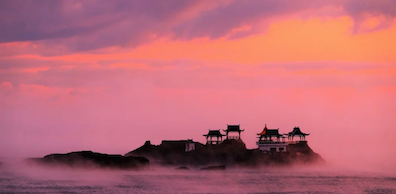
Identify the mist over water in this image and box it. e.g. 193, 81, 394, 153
1, 0, 396, 193
1, 161, 396, 194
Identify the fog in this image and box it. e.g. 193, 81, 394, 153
1, 74, 395, 174
1, 1, 396, 192
2, 65, 394, 193
1, 161, 396, 193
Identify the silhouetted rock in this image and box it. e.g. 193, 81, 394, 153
176, 166, 189, 170
125, 139, 324, 168
200, 165, 226, 170
286, 141, 325, 164
125, 139, 247, 166
25, 151, 149, 170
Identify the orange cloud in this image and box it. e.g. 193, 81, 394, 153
126, 16, 396, 64
4, 15, 396, 67
1, 81, 13, 90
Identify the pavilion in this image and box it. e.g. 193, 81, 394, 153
287, 127, 310, 141
256, 124, 287, 152
257, 124, 284, 142
203, 130, 225, 144
223, 124, 245, 140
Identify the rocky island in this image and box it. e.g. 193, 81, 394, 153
25, 124, 324, 170
125, 139, 323, 168
125, 124, 324, 168
25, 151, 149, 170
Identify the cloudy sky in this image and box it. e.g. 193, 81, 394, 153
1, 0, 395, 169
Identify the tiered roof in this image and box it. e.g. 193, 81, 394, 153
203, 130, 225, 137
287, 127, 310, 136
257, 124, 283, 138
223, 124, 245, 133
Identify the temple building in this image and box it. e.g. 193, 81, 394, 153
185, 139, 195, 152
256, 124, 287, 152
203, 130, 225, 144
287, 127, 310, 142
223, 124, 245, 140
161, 140, 196, 152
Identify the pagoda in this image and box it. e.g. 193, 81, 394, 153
203, 130, 225, 144
257, 124, 284, 141
287, 127, 310, 141
223, 124, 245, 140
256, 124, 287, 152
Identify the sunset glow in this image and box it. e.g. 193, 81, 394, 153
1, 0, 396, 170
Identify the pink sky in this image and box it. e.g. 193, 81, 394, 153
1, 0, 396, 170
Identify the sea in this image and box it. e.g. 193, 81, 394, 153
1, 163, 396, 194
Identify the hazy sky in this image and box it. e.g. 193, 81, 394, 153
1, 0, 395, 169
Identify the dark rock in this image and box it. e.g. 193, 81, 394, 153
25, 151, 149, 170
125, 139, 249, 166
176, 166, 189, 170
200, 165, 226, 170
125, 139, 325, 168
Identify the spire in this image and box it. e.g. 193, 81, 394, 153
258, 124, 268, 136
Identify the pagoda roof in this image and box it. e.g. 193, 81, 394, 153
257, 124, 283, 137
288, 127, 310, 136
223, 124, 245, 132
203, 130, 225, 137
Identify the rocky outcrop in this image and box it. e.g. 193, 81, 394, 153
125, 139, 249, 166
243, 142, 325, 167
25, 151, 149, 170
200, 165, 226, 170
176, 166, 189, 170
286, 141, 324, 164
125, 139, 324, 168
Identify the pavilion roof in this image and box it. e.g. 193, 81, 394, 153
257, 124, 283, 137
223, 124, 245, 132
288, 127, 310, 136
203, 130, 225, 137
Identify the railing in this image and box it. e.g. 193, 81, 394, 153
287, 140, 307, 145
207, 140, 222, 144
257, 140, 287, 145
227, 136, 240, 140
257, 140, 308, 145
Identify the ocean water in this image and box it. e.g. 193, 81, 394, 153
1, 165, 396, 194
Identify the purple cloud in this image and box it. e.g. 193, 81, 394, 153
0, 0, 395, 52
0, 0, 203, 52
